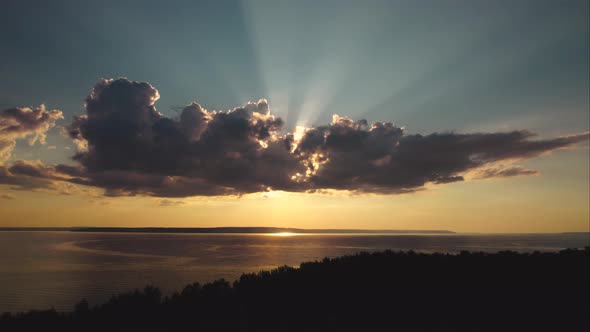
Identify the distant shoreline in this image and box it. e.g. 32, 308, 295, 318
0, 227, 456, 234
1, 228, 588, 235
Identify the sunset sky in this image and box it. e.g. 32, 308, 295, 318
1, 0, 588, 232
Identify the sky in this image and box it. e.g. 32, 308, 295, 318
0, 0, 588, 232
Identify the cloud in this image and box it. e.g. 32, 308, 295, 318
158, 199, 186, 207
61, 78, 304, 196
0, 160, 65, 192
0, 193, 15, 200
293, 117, 587, 193
473, 165, 540, 179
2, 78, 588, 197
0, 105, 63, 165
0, 160, 83, 196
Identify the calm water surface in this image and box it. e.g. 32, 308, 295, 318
0, 231, 587, 312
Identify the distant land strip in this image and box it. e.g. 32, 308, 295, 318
0, 227, 455, 234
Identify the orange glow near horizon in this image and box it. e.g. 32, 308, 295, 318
0, 147, 588, 233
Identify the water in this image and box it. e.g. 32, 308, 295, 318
0, 231, 587, 313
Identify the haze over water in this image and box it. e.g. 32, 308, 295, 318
0, 231, 587, 313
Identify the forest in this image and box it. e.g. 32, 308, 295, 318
1, 248, 588, 331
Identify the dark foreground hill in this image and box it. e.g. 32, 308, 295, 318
2, 249, 588, 332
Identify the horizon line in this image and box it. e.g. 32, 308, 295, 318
0, 226, 588, 235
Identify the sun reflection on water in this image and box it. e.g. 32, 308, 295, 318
267, 232, 299, 237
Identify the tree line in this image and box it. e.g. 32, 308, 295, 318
1, 248, 588, 331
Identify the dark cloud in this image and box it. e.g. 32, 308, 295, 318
62, 78, 305, 196
296, 118, 587, 193
2, 78, 588, 197
0, 105, 63, 164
